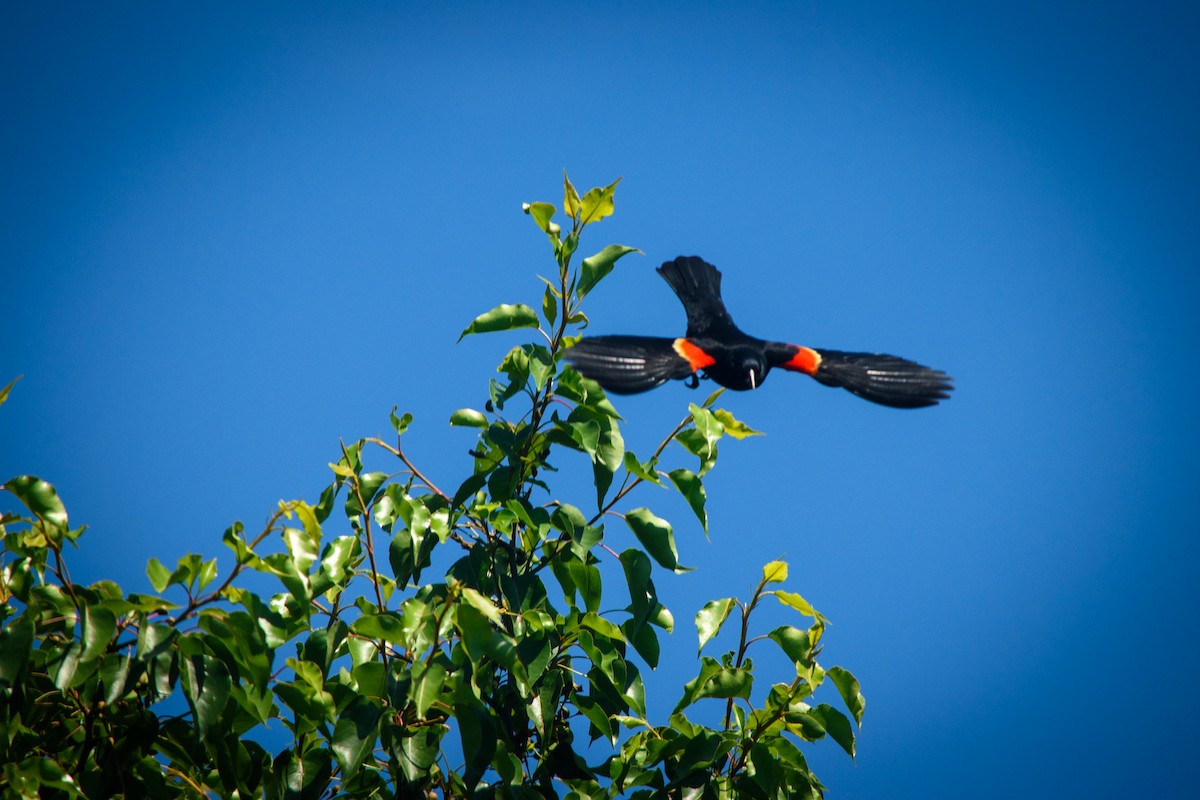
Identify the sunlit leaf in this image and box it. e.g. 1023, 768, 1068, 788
412, 661, 447, 718
522, 201, 557, 233
774, 590, 820, 619
673, 656, 753, 713
622, 451, 664, 486
390, 407, 413, 435
146, 557, 172, 592
0, 375, 20, 406
768, 625, 815, 666
3, 475, 68, 529
351, 613, 407, 645
576, 244, 640, 299
578, 177, 622, 225
695, 597, 736, 653
763, 560, 788, 584
580, 611, 625, 642
81, 605, 116, 664
713, 408, 763, 439
458, 303, 539, 341
449, 408, 488, 428
563, 171, 582, 219
461, 587, 504, 625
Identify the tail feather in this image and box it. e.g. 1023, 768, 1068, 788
812, 350, 953, 408
656, 256, 735, 336
565, 335, 694, 394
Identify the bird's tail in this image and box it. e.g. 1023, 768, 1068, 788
656, 256, 735, 334
565, 335, 695, 394
811, 349, 954, 408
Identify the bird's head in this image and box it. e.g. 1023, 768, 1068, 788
735, 347, 768, 390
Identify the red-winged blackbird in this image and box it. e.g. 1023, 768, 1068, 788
565, 256, 953, 409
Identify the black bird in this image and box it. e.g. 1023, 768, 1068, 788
565, 256, 953, 408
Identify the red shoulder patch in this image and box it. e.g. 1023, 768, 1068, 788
672, 338, 716, 372
782, 346, 821, 375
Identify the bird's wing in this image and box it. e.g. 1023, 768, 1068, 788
656, 256, 738, 337
768, 343, 954, 409
566, 335, 710, 394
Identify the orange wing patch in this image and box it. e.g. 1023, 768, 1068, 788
783, 346, 821, 375
672, 338, 716, 372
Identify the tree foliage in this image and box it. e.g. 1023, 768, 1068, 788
0, 176, 864, 798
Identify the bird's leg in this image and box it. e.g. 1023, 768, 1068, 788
684, 373, 700, 389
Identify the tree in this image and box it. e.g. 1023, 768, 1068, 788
0, 175, 865, 799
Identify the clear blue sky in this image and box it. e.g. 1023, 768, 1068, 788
3, 3, 1197, 796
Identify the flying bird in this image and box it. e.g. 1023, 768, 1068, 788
565, 256, 953, 408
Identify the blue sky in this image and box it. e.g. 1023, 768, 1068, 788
2, 2, 1197, 796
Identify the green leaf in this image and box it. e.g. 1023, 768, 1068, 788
563, 171, 582, 219
580, 611, 625, 642
712, 408, 763, 439
396, 726, 443, 784
768, 625, 815, 666
3, 475, 68, 528
812, 704, 856, 758
575, 693, 616, 744
458, 303, 540, 341
81, 605, 116, 664
625, 508, 691, 573
390, 408, 413, 435
412, 661, 447, 718
578, 177, 622, 225
272, 748, 332, 800
452, 472, 487, 508
0, 618, 34, 687
763, 560, 789, 583
455, 685, 498, 789
673, 656, 753, 713
688, 403, 724, 453
620, 548, 654, 618
561, 414, 601, 460
449, 408, 488, 428
576, 244, 640, 298
541, 281, 559, 327
695, 597, 736, 653
622, 451, 664, 486
828, 666, 867, 726
774, 590, 820, 618
623, 619, 661, 669
351, 613, 407, 645
523, 201, 557, 233
0, 375, 20, 406
784, 708, 828, 742
667, 469, 708, 535
146, 557, 172, 592
180, 651, 231, 737
332, 696, 383, 780
568, 560, 603, 614
461, 587, 504, 625
674, 427, 719, 477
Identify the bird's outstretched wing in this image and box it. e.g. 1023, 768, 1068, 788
656, 256, 738, 337
770, 343, 954, 408
565, 335, 705, 394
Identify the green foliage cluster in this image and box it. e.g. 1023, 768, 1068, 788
0, 176, 865, 799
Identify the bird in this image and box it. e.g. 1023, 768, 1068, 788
564, 256, 953, 409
